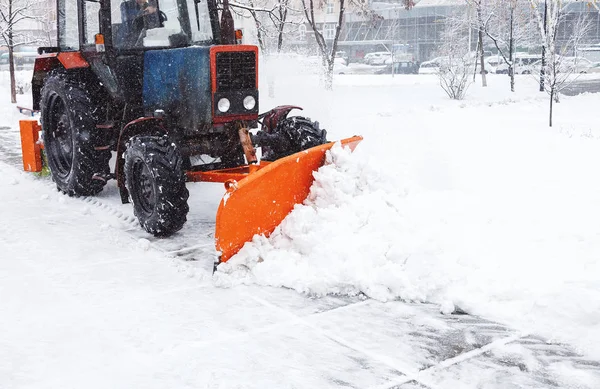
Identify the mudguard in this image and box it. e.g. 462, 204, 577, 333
215, 136, 362, 262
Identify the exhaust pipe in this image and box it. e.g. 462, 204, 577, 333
220, 0, 235, 45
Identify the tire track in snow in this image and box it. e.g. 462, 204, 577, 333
0, 123, 218, 268
77, 194, 216, 269
1, 151, 214, 271
249, 295, 441, 389
250, 294, 600, 389
371, 333, 528, 389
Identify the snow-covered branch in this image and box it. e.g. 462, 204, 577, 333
227, 0, 304, 53
527, 0, 592, 126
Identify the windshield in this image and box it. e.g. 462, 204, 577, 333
111, 0, 213, 49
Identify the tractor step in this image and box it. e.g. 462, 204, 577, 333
94, 145, 113, 151
92, 172, 115, 182
96, 122, 116, 129
17, 106, 39, 117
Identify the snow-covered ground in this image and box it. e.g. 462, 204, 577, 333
1, 66, 600, 388
245, 66, 600, 360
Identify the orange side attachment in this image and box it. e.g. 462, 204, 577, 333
19, 120, 43, 172
215, 136, 363, 262
57, 52, 89, 69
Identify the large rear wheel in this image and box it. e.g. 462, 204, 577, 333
124, 135, 189, 236
40, 73, 111, 196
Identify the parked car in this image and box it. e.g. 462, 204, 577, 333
467, 58, 492, 74
588, 62, 600, 73
496, 54, 542, 75
418, 57, 445, 74
485, 56, 504, 71
375, 61, 419, 74
364, 51, 391, 65
529, 56, 596, 75
560, 57, 595, 73
475, 56, 503, 73
418, 56, 488, 75
335, 51, 349, 65
333, 57, 350, 74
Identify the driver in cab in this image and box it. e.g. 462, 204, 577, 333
120, 0, 161, 46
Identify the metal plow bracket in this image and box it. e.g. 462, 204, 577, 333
215, 136, 363, 262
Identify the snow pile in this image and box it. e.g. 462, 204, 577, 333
216, 131, 600, 358
216, 142, 456, 302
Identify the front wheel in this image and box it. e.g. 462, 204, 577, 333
40, 73, 111, 196
254, 116, 328, 161
124, 135, 189, 236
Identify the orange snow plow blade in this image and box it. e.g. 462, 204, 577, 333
215, 136, 363, 262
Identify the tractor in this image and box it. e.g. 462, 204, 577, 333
23, 0, 362, 262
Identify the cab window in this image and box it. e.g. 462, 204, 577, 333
111, 0, 213, 48
58, 0, 79, 50
84, 0, 101, 45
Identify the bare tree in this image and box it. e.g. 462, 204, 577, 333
482, 0, 536, 92
301, 0, 346, 90
274, 0, 290, 52
245, 0, 268, 53
529, 0, 591, 126
0, 0, 45, 103
586, 0, 599, 13
231, 0, 303, 54
438, 12, 472, 100
465, 0, 488, 87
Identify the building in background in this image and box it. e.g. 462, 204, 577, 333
340, 0, 463, 62
294, 0, 600, 63
3, 0, 599, 65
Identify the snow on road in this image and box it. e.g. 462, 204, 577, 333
1, 165, 598, 388
1, 69, 600, 388
223, 69, 600, 362
0, 162, 395, 388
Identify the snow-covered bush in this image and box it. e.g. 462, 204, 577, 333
15, 70, 33, 95
438, 59, 471, 100
16, 79, 31, 95
437, 11, 472, 100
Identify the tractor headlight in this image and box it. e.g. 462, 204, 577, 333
217, 98, 230, 113
243, 95, 256, 110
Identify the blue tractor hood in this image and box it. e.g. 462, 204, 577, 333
143, 46, 212, 131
